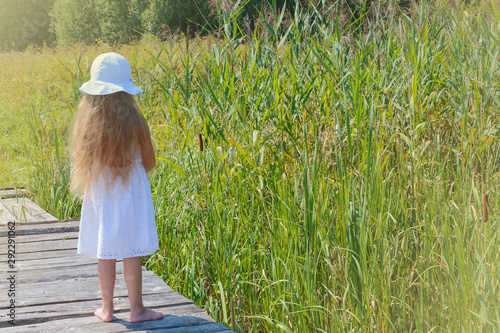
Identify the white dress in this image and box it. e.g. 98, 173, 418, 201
77, 153, 159, 259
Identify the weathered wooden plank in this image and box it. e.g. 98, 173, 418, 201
11, 253, 96, 271
1, 260, 148, 284
2, 307, 227, 332
0, 198, 231, 332
0, 238, 77, 255
10, 289, 191, 316
0, 198, 57, 223
1, 268, 158, 292
0, 249, 77, 262
0, 220, 80, 237
0, 266, 226, 332
0, 219, 79, 228
14, 199, 58, 222
0, 304, 230, 332
0, 231, 79, 245
0, 188, 28, 199
5, 272, 173, 306
65, 317, 230, 333
13, 287, 179, 309
3, 293, 197, 328
0, 202, 17, 225
15, 263, 97, 282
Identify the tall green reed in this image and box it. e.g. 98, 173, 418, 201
24, 1, 500, 331
27, 65, 81, 219
143, 1, 499, 331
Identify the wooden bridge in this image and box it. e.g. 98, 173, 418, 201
0, 188, 234, 332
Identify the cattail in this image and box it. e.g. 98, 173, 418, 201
198, 133, 203, 152
483, 193, 488, 222
186, 25, 190, 53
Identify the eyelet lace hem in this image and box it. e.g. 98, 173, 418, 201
77, 247, 158, 259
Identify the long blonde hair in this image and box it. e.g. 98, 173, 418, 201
70, 92, 156, 195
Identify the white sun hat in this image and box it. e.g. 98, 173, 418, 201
79, 52, 143, 96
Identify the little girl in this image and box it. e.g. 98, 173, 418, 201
70, 52, 163, 323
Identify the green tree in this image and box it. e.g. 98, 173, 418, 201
0, 0, 55, 50
96, 1, 140, 45
138, 0, 171, 35
128, 0, 152, 34
52, 0, 100, 45
166, 0, 212, 33
138, 0, 212, 36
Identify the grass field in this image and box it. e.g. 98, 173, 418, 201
0, 51, 41, 187
2, 1, 500, 331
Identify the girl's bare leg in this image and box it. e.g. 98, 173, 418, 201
95, 259, 116, 322
123, 257, 163, 323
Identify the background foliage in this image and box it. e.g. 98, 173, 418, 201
1, 0, 499, 332
4, 0, 498, 331
0, 0, 424, 49
0, 0, 54, 50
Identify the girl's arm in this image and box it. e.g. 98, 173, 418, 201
140, 131, 156, 173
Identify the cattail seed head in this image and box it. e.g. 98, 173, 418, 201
198, 133, 203, 152
483, 193, 488, 222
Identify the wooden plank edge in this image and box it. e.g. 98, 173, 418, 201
0, 198, 56, 223
0, 188, 28, 199
0, 246, 78, 256
0, 235, 79, 245
1, 290, 184, 311
0, 219, 80, 226
0, 193, 29, 199
0, 299, 200, 329
0, 226, 80, 237
1, 265, 150, 285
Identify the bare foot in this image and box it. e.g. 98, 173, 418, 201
130, 307, 164, 323
94, 307, 113, 322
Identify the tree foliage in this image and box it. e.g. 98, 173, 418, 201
97, 1, 139, 45
52, 0, 100, 45
52, 0, 213, 46
0, 0, 55, 50
2, 0, 425, 49
139, 0, 213, 36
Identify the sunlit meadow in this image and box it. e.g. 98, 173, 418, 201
1, 1, 499, 331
